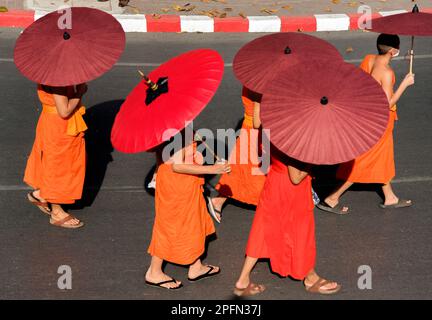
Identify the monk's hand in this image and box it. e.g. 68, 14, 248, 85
402, 73, 415, 88
213, 163, 231, 174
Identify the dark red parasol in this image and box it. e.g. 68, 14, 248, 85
260, 61, 390, 165
233, 32, 343, 93
14, 7, 125, 86
369, 4, 432, 73
111, 49, 224, 153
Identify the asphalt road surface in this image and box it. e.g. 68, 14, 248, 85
1, 29, 432, 300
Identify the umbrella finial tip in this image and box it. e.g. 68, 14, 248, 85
63, 31, 71, 40
320, 97, 329, 106
284, 46, 292, 54
412, 4, 419, 13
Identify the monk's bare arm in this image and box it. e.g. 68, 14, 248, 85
382, 72, 415, 109
288, 165, 309, 185
171, 147, 231, 175
52, 84, 87, 119
253, 102, 261, 129
172, 163, 231, 175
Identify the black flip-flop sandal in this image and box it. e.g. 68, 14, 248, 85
380, 199, 413, 209
316, 201, 349, 215
145, 278, 183, 290
188, 265, 221, 282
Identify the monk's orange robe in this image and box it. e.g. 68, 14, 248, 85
337, 55, 397, 184
217, 87, 266, 206
148, 143, 215, 265
24, 85, 87, 204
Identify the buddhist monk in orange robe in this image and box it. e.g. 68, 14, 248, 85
24, 84, 88, 228
233, 147, 341, 297
145, 135, 231, 289
205, 87, 267, 222
317, 34, 415, 215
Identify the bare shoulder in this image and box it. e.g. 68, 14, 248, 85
371, 65, 393, 83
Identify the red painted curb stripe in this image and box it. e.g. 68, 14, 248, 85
145, 14, 180, 32
0, 10, 34, 28
280, 16, 317, 32
214, 17, 248, 32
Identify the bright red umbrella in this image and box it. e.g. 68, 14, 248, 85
111, 49, 224, 153
260, 60, 389, 165
369, 4, 432, 73
14, 7, 125, 86
233, 32, 343, 93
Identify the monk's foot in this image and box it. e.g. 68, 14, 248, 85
50, 209, 82, 227
384, 197, 412, 206
324, 198, 349, 213
188, 264, 220, 281
33, 189, 47, 203
304, 273, 340, 294
145, 270, 182, 289
211, 198, 224, 221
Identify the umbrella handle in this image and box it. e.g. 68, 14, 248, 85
409, 36, 415, 75
138, 70, 158, 91
194, 133, 223, 163
409, 50, 414, 74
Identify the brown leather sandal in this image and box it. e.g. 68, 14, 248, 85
304, 277, 341, 295
233, 283, 265, 297
27, 191, 52, 215
50, 215, 84, 229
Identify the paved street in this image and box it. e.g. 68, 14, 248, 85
1, 29, 432, 300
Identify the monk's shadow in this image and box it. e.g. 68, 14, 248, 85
68, 100, 124, 210
312, 164, 385, 202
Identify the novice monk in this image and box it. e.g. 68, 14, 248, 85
317, 34, 415, 215
145, 132, 231, 289
205, 87, 266, 222
234, 147, 340, 296
25, 84, 88, 228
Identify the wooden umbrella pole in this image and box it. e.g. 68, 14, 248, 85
194, 132, 223, 163
409, 36, 415, 74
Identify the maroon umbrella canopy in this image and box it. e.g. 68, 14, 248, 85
369, 4, 432, 74
233, 32, 343, 93
260, 61, 389, 165
14, 7, 125, 86
369, 5, 432, 36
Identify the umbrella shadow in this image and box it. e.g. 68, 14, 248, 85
68, 99, 124, 210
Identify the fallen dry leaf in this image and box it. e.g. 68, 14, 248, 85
346, 46, 354, 53
151, 13, 161, 19
223, 7, 233, 12
219, 12, 227, 18
161, 8, 170, 13
332, 0, 341, 4
173, 4, 196, 12
239, 12, 247, 19
0, 6, 8, 12
281, 5, 293, 10
260, 8, 278, 14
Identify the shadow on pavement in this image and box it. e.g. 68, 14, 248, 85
68, 99, 124, 210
